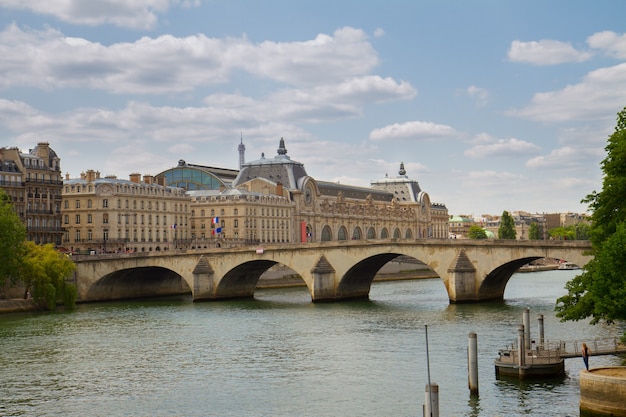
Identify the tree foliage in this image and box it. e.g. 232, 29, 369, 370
548, 223, 590, 240
0, 190, 27, 286
18, 242, 77, 309
528, 222, 541, 240
498, 211, 516, 239
468, 225, 488, 239
556, 106, 626, 324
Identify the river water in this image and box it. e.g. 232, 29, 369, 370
1, 270, 624, 417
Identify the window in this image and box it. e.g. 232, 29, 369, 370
75, 230, 80, 241
64, 200, 69, 209
75, 214, 81, 224
87, 214, 92, 224
103, 214, 109, 224
64, 215, 69, 224
103, 199, 109, 208
75, 200, 80, 208
87, 199, 92, 208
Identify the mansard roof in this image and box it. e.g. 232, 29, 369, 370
232, 137, 307, 189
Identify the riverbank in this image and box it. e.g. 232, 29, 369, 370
0, 299, 40, 314
256, 268, 438, 288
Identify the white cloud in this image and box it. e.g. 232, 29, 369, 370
508, 63, 626, 122
369, 121, 456, 141
587, 31, 626, 59
467, 85, 489, 107
0, 25, 381, 93
525, 146, 603, 170
0, 0, 195, 30
373, 28, 385, 38
464, 137, 540, 158
508, 39, 592, 65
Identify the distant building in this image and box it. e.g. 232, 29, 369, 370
0, 142, 63, 245
62, 170, 189, 253
232, 138, 448, 242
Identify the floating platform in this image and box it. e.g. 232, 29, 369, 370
495, 345, 565, 379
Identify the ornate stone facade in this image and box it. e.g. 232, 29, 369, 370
0, 142, 64, 245
61, 170, 189, 253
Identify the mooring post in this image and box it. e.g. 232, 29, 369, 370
468, 332, 479, 396
518, 324, 526, 368
538, 314, 544, 347
424, 383, 439, 417
523, 308, 530, 350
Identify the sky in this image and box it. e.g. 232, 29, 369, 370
1, 0, 626, 216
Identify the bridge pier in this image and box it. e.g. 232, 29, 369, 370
310, 255, 338, 302
191, 255, 215, 301
446, 249, 479, 303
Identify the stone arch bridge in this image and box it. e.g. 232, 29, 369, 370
72, 239, 592, 304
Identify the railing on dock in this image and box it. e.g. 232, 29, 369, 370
497, 337, 626, 365
556, 337, 626, 359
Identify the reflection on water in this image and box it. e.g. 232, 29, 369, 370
0, 270, 624, 417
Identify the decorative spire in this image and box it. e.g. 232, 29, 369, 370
277, 137, 287, 155
399, 162, 406, 176
238, 132, 245, 169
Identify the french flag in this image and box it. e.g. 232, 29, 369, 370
212, 227, 222, 235
212, 217, 219, 224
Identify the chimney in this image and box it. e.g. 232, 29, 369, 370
65, 172, 70, 180
85, 169, 96, 182
276, 181, 283, 196
143, 174, 153, 184
80, 172, 86, 180
156, 176, 166, 186
35, 142, 50, 161
105, 174, 117, 179
96, 171, 101, 179
129, 173, 141, 183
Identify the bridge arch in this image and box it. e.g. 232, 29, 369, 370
86, 266, 191, 301
477, 256, 544, 301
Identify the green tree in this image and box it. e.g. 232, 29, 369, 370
18, 242, 77, 309
0, 190, 27, 287
574, 222, 591, 240
498, 211, 516, 239
528, 222, 541, 240
548, 226, 575, 240
468, 225, 488, 239
556, 106, 626, 324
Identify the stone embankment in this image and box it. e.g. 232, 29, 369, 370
0, 299, 40, 314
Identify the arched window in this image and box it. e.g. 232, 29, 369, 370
393, 228, 401, 239
321, 225, 332, 241
367, 227, 376, 239
353, 227, 362, 240
405, 228, 413, 239
338, 226, 348, 241
381, 228, 389, 239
